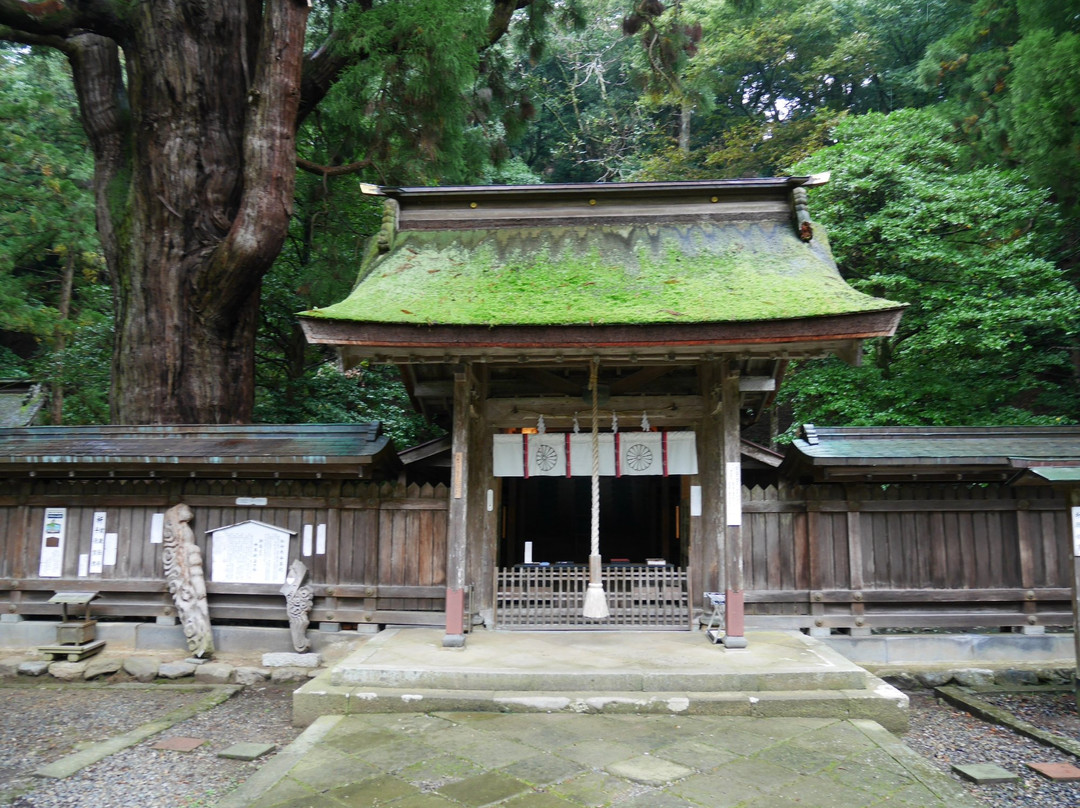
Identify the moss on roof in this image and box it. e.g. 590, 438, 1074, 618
305, 221, 900, 326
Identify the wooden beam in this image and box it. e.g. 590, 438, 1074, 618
521, 368, 584, 396
486, 395, 704, 427
609, 366, 673, 395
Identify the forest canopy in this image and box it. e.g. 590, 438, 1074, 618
0, 0, 1076, 441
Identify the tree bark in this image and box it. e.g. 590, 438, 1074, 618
0, 0, 533, 424
63, 0, 308, 423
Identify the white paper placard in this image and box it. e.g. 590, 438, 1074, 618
302, 524, 313, 556
77, 553, 89, 577
524, 541, 533, 564
690, 486, 702, 517
38, 508, 67, 578
726, 461, 742, 527
210, 522, 291, 584
104, 532, 118, 566
150, 512, 165, 544
316, 524, 327, 555
1072, 506, 1080, 557
89, 511, 107, 574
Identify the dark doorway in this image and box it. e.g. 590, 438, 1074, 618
500, 476, 683, 566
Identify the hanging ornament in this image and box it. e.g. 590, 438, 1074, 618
572, 414, 581, 434
611, 411, 618, 433
537, 414, 546, 434
641, 411, 650, 431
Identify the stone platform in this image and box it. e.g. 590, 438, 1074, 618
294, 629, 908, 732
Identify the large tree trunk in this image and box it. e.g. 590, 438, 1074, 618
66, 0, 308, 424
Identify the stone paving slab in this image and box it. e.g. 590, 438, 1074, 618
215, 713, 981, 808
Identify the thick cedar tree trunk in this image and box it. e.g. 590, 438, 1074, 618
101, 1, 306, 423
0, 0, 529, 424
3, 0, 309, 424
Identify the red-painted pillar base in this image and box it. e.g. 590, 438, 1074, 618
443, 587, 466, 647
722, 589, 747, 648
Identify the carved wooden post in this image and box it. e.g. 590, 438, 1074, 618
281, 559, 313, 652
162, 503, 213, 658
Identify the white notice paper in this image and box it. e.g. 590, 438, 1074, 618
89, 511, 107, 574
1072, 506, 1080, 557
316, 524, 327, 555
104, 532, 118, 566
78, 553, 89, 577
690, 486, 702, 517
726, 461, 742, 527
210, 522, 291, 584
302, 524, 313, 556
38, 508, 67, 578
150, 512, 165, 544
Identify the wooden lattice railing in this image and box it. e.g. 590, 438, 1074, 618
495, 565, 692, 630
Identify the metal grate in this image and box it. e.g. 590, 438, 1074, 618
494, 565, 692, 630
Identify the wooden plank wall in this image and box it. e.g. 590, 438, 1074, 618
742, 483, 1073, 631
0, 478, 449, 628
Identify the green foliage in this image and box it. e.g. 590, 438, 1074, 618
632, 0, 970, 179
0, 46, 111, 422
505, 0, 652, 181
780, 106, 1080, 430
919, 0, 1080, 214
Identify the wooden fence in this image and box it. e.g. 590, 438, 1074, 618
1, 477, 1073, 634
742, 483, 1073, 632
0, 478, 449, 628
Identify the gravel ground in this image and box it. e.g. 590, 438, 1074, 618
1, 681, 1079, 808
905, 690, 1080, 808
0, 682, 301, 808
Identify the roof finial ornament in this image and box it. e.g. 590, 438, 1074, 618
792, 187, 813, 242
376, 198, 399, 253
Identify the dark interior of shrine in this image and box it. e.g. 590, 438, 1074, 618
499, 475, 684, 567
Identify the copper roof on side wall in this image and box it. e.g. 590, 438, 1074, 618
782, 425, 1080, 483
0, 424, 401, 478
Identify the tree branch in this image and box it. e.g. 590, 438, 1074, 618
204, 0, 309, 318
298, 0, 536, 127
296, 156, 372, 177
0, 0, 126, 40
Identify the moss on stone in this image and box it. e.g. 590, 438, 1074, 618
305, 221, 900, 326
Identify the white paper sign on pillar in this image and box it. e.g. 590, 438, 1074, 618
726, 461, 742, 527
1072, 506, 1080, 557
89, 511, 107, 574
38, 508, 67, 578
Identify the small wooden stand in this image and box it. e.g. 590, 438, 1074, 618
39, 592, 105, 661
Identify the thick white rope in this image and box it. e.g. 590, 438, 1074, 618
583, 356, 609, 619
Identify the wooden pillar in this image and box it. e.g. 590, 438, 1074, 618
444, 365, 474, 647
695, 362, 724, 614
846, 488, 867, 635
719, 359, 746, 648
465, 367, 494, 628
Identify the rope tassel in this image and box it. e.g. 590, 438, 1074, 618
582, 356, 610, 620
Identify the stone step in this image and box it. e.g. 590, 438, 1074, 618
293, 672, 909, 733
328, 663, 869, 693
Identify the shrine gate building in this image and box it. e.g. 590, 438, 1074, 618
300, 179, 904, 647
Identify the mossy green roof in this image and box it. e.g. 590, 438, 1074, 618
305, 221, 900, 326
